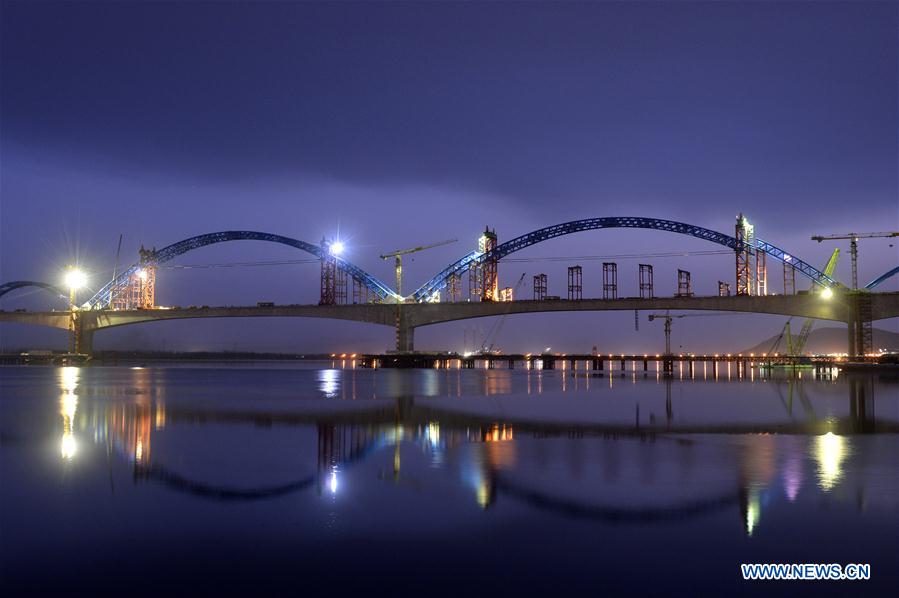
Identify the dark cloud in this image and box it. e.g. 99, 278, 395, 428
2, 0, 897, 351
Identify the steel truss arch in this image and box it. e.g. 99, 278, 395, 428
413, 217, 837, 302
0, 280, 67, 301
866, 266, 899, 290
85, 231, 394, 309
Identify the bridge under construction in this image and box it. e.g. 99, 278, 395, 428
2, 215, 897, 359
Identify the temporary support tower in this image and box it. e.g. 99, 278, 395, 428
567, 265, 583, 300
533, 273, 547, 300
676, 269, 692, 297
756, 251, 767, 296
783, 260, 796, 295
639, 264, 654, 299
602, 262, 618, 299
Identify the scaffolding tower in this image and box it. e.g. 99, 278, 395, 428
567, 266, 582, 300
533, 273, 547, 300
320, 238, 337, 305
602, 262, 618, 299
735, 213, 754, 295
479, 227, 499, 302
448, 273, 462, 302
639, 264, 654, 299
111, 246, 157, 310
676, 269, 693, 297
469, 263, 482, 301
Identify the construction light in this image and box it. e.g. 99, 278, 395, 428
821, 287, 834, 300
64, 268, 87, 291
330, 241, 345, 256
137, 269, 148, 281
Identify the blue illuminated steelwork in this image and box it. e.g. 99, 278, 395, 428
865, 266, 899, 290
413, 217, 837, 302
0, 280, 67, 301
85, 231, 395, 309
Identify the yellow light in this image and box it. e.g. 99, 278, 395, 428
821, 287, 834, 300
137, 269, 148, 281
64, 267, 87, 290
814, 432, 849, 491
61, 434, 77, 460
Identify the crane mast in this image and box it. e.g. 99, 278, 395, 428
380, 239, 457, 301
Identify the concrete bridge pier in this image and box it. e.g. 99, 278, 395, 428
846, 316, 857, 360
75, 323, 93, 355
396, 325, 414, 352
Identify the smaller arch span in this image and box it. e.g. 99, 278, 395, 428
866, 266, 899, 290
0, 280, 67, 301
413, 217, 838, 302
85, 231, 397, 309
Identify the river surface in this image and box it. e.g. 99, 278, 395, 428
1, 363, 897, 596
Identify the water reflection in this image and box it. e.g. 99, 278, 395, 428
318, 369, 340, 398
47, 367, 897, 538
58, 367, 79, 460
814, 432, 850, 491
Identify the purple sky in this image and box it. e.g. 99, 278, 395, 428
1, 1, 897, 353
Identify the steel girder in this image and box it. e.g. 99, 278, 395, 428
412, 217, 837, 302
85, 231, 394, 309
0, 280, 67, 301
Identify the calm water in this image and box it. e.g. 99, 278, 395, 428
1, 363, 897, 596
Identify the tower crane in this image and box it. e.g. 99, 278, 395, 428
647, 312, 734, 356
479, 272, 527, 354
381, 239, 457, 302
811, 232, 897, 290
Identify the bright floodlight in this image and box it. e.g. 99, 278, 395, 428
821, 287, 834, 299
64, 268, 87, 290
330, 241, 345, 256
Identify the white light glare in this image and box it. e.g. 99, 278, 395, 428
821, 287, 834, 299
330, 241, 345, 256
64, 268, 87, 290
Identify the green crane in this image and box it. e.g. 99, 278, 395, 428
769, 249, 840, 358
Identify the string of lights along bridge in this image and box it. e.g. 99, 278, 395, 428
1, 215, 897, 361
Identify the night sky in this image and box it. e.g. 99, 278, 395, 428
1, 1, 897, 353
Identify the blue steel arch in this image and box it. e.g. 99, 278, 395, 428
412, 217, 838, 302
85, 231, 395, 309
0, 280, 67, 301
865, 266, 899, 290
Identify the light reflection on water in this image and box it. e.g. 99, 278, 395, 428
2, 364, 897, 594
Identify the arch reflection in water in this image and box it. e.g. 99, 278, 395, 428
52, 369, 895, 544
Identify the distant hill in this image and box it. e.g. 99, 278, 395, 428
740, 326, 899, 356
